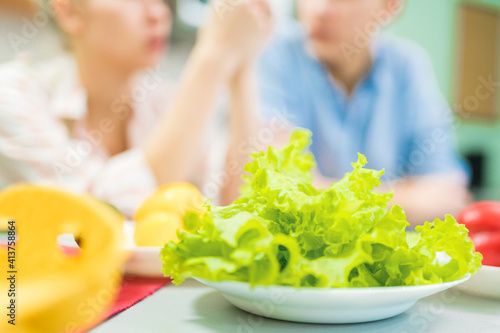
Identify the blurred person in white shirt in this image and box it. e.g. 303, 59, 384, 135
0, 0, 273, 216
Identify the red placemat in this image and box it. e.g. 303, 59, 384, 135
0, 242, 171, 330
55, 245, 171, 318
82, 275, 171, 332
55, 246, 171, 317
107, 276, 171, 318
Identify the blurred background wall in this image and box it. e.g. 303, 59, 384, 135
388, 0, 500, 200
0, 0, 62, 61
0, 0, 499, 199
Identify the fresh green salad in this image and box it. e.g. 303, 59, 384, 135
160, 129, 482, 288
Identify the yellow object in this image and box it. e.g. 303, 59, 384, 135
0, 217, 8, 231
135, 182, 205, 222
134, 212, 182, 246
0, 184, 126, 333
133, 182, 206, 247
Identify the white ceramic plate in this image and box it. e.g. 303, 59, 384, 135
58, 221, 164, 277
455, 265, 500, 299
195, 275, 471, 324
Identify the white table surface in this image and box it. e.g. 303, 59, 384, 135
90, 279, 500, 333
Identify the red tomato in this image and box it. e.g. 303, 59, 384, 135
458, 201, 500, 267
469, 232, 500, 267
457, 201, 500, 234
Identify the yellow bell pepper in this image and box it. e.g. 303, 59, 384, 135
134, 182, 206, 246
0, 184, 126, 333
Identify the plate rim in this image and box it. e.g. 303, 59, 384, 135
480, 265, 500, 272
193, 273, 472, 293
455, 265, 500, 299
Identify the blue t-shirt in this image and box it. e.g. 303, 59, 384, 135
257, 22, 468, 181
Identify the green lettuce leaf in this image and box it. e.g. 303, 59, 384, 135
160, 129, 482, 287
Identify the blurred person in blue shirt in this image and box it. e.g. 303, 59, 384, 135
257, 0, 470, 225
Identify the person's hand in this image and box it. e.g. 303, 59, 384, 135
195, 0, 274, 74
